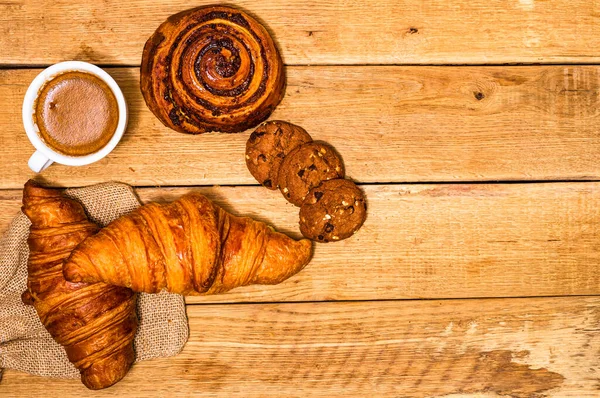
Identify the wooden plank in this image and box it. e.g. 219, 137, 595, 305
0, 190, 21, 235
1, 1, 600, 65
2, 182, 600, 301
2, 66, 600, 188
2, 296, 599, 396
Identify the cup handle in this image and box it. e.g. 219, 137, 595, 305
28, 151, 53, 173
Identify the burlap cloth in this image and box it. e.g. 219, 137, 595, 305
0, 182, 189, 381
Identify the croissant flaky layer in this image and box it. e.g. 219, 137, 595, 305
21, 181, 137, 390
140, 5, 285, 134
64, 193, 312, 295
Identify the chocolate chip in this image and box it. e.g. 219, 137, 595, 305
263, 179, 272, 188
168, 109, 181, 125
297, 169, 305, 177
318, 235, 324, 240
314, 191, 323, 201
277, 152, 285, 158
249, 131, 266, 143
324, 223, 334, 233
308, 164, 317, 171
258, 154, 267, 162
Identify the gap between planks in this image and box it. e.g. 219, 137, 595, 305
6, 63, 600, 69
51, 179, 600, 190
181, 293, 600, 306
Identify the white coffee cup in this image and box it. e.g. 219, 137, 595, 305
22, 61, 128, 173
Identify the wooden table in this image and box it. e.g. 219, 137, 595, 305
1, 1, 600, 396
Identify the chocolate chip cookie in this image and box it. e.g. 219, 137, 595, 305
299, 179, 367, 242
277, 142, 344, 206
245, 121, 313, 189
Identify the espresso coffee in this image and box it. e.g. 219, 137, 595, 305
34, 71, 119, 157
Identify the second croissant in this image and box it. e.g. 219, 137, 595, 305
63, 193, 312, 295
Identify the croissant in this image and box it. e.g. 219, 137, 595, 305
140, 5, 285, 134
63, 193, 312, 295
21, 181, 137, 390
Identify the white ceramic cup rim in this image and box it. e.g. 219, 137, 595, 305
22, 61, 128, 168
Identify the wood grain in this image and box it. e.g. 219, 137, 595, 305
1, 0, 600, 65
2, 183, 600, 301
2, 296, 599, 396
3, 66, 600, 188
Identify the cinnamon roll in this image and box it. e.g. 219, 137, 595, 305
141, 6, 285, 134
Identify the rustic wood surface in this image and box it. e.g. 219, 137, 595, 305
2, 183, 600, 302
1, 0, 599, 396
2, 66, 600, 188
2, 297, 599, 397
1, 0, 600, 65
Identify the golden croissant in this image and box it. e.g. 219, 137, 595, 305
64, 193, 312, 295
21, 180, 137, 390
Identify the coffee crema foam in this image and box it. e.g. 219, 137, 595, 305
34, 71, 119, 157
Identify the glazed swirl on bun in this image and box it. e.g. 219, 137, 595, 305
141, 6, 285, 134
